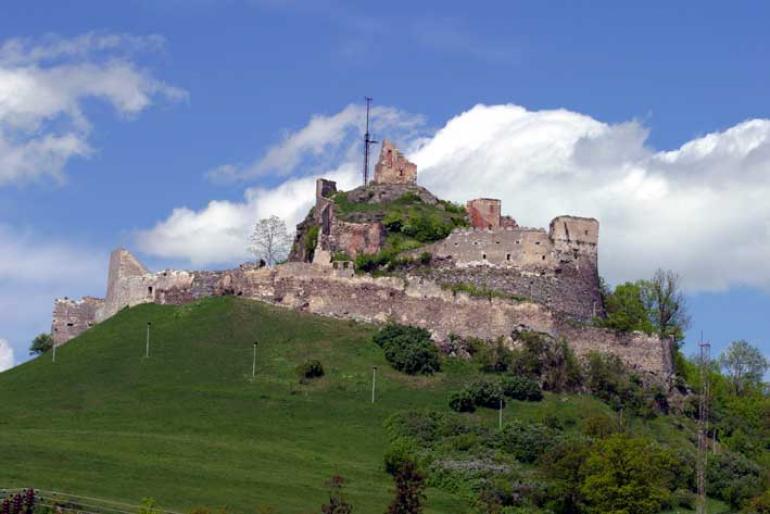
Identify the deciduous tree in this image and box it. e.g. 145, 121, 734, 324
248, 215, 292, 267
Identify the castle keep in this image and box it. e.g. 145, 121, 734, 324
52, 140, 672, 379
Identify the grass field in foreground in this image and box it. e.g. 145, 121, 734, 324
0, 297, 727, 513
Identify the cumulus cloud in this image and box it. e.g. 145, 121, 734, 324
138, 103, 770, 292
0, 32, 185, 185
0, 339, 13, 372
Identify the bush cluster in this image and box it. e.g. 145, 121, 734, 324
296, 359, 325, 381
449, 376, 542, 413
373, 324, 441, 375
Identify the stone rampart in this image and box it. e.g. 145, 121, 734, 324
52, 251, 671, 379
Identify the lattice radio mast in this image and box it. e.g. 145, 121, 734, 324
362, 96, 377, 186
696, 335, 711, 514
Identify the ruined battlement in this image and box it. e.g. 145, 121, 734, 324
373, 140, 417, 185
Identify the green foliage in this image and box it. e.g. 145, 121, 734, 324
599, 281, 654, 334
331, 251, 352, 262
719, 339, 769, 395
296, 359, 324, 381
304, 225, 319, 253
500, 420, 557, 463
446, 282, 527, 302
448, 388, 476, 413
384, 437, 420, 475
29, 332, 53, 355
500, 376, 543, 402
707, 450, 763, 508
581, 413, 619, 439
474, 339, 514, 373
580, 435, 680, 514
584, 352, 660, 416
509, 332, 583, 392
598, 269, 690, 349
373, 324, 441, 375
138, 498, 162, 514
743, 490, 770, 514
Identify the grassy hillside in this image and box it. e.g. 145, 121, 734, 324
0, 298, 735, 513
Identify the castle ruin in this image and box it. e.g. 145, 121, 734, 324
51, 140, 672, 379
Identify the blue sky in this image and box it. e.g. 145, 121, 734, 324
0, 0, 768, 368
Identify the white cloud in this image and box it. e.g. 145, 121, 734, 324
0, 32, 185, 186
0, 339, 13, 372
0, 225, 107, 364
138, 103, 770, 293
207, 103, 425, 182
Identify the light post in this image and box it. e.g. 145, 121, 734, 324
145, 322, 151, 358
371, 366, 377, 404
498, 398, 503, 430
252, 341, 258, 379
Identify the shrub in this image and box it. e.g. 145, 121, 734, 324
500, 375, 543, 401
296, 359, 325, 381
707, 450, 763, 508
305, 225, 319, 253
500, 420, 557, 463
467, 379, 505, 409
475, 339, 514, 373
418, 251, 432, 265
373, 324, 441, 375
449, 389, 476, 413
509, 332, 582, 392
743, 490, 770, 514
582, 413, 618, 439
384, 437, 420, 475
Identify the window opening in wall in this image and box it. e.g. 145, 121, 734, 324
66, 322, 74, 327
506, 253, 511, 261
542, 255, 546, 260
585, 230, 589, 235
482, 253, 487, 260
148, 286, 153, 295
488, 224, 492, 229
399, 169, 404, 177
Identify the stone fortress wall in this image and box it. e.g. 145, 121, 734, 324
52, 250, 671, 378
51, 139, 671, 379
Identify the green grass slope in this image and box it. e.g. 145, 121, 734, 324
0, 297, 484, 512
0, 297, 726, 513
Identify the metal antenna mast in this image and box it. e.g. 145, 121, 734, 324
363, 96, 377, 186
697, 334, 711, 514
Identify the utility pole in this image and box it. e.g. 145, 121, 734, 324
498, 398, 503, 430
697, 335, 711, 514
362, 97, 377, 187
145, 322, 151, 358
371, 366, 378, 403
52, 342, 56, 363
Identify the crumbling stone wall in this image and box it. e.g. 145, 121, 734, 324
415, 215, 601, 320
52, 250, 670, 379
373, 140, 417, 185
51, 296, 104, 345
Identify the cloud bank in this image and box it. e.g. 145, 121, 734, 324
0, 32, 185, 185
0, 339, 13, 372
137, 103, 770, 292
